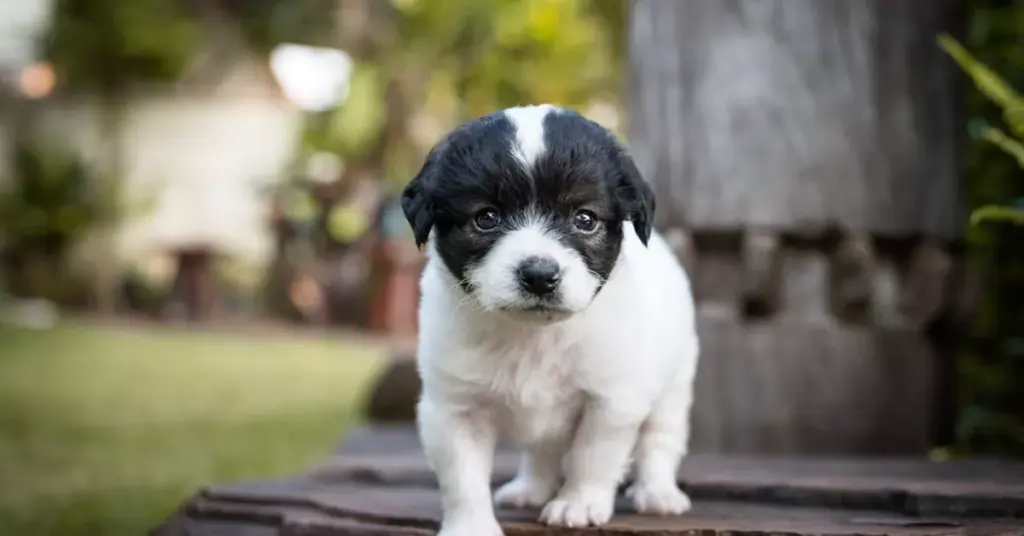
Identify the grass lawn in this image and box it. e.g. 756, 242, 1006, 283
0, 323, 387, 536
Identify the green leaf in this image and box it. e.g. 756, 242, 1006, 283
938, 34, 1024, 141
980, 126, 1024, 168
938, 33, 1021, 110
1004, 105, 1024, 140
970, 205, 1024, 226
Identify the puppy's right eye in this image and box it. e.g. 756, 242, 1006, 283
473, 208, 501, 231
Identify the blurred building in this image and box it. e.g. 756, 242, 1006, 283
31, 57, 301, 266
1, 37, 305, 311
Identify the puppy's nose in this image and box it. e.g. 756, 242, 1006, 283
516, 256, 561, 296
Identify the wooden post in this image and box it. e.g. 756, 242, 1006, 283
169, 246, 218, 322
628, 0, 965, 454
366, 239, 423, 337
367, 198, 424, 337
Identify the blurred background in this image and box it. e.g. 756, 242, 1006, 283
0, 0, 1021, 534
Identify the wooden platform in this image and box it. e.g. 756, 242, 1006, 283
152, 425, 1024, 535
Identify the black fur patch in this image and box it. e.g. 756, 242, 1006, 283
400, 107, 655, 295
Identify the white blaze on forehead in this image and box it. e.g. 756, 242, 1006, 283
504, 104, 558, 171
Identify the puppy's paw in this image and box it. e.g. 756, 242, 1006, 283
626, 482, 692, 515
538, 486, 614, 527
437, 515, 504, 536
494, 477, 556, 509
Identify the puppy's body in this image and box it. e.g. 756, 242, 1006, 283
419, 223, 696, 443
403, 105, 699, 536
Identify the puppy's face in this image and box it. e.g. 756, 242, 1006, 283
401, 105, 654, 323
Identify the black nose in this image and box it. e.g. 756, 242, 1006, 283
516, 257, 561, 296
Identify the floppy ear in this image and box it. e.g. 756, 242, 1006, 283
401, 147, 443, 248
615, 152, 656, 246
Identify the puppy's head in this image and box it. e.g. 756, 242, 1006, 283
401, 104, 654, 323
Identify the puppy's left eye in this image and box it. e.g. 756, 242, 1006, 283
473, 208, 502, 232
573, 210, 600, 233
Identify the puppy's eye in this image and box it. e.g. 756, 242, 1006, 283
473, 208, 501, 231
573, 210, 599, 233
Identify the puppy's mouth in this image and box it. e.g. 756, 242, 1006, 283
498, 302, 573, 322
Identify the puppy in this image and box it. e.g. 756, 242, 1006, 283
401, 104, 699, 536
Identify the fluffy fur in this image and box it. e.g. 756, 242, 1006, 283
401, 105, 699, 536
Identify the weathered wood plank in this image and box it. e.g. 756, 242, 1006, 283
158, 485, 1022, 536
318, 426, 1024, 518
152, 426, 1024, 535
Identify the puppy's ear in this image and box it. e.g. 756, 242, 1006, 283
615, 152, 656, 246
401, 146, 443, 248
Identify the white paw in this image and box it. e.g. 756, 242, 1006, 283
494, 477, 556, 509
436, 515, 504, 536
626, 482, 692, 515
538, 487, 615, 528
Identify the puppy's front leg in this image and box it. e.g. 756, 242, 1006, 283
418, 397, 503, 536
539, 399, 642, 528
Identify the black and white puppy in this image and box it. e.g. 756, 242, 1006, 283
401, 104, 699, 536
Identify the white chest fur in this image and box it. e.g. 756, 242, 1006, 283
422, 306, 590, 446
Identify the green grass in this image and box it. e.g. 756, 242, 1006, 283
0, 324, 386, 536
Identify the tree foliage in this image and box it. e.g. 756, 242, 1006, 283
213, 0, 337, 53
302, 0, 626, 187
41, 0, 625, 187
45, 0, 200, 93
393, 0, 624, 117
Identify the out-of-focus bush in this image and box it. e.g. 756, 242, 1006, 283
0, 145, 118, 305
948, 0, 1024, 457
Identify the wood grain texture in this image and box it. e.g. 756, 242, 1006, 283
152, 426, 1024, 535
627, 0, 964, 239
624, 0, 967, 454
690, 315, 935, 454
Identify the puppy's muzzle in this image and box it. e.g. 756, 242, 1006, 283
516, 256, 561, 297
